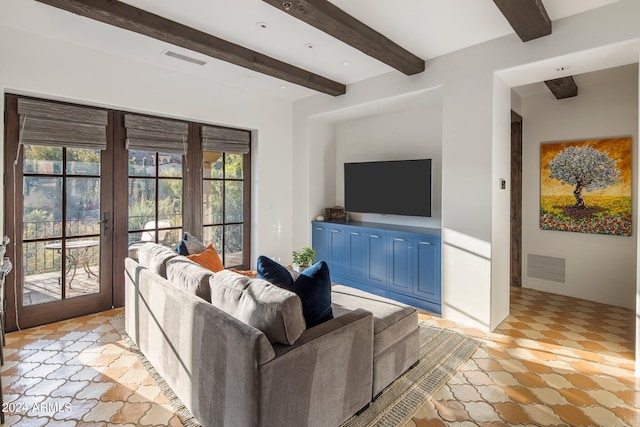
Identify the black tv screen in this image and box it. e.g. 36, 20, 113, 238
344, 159, 432, 217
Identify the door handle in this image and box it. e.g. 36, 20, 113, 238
102, 212, 111, 235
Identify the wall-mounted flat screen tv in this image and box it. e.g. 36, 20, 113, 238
344, 159, 432, 217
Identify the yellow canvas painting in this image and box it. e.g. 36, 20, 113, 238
540, 137, 632, 236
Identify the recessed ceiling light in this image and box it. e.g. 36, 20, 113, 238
304, 43, 316, 49
280, 85, 287, 89
341, 61, 351, 66
255, 22, 269, 29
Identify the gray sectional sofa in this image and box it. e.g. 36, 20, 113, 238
125, 243, 419, 427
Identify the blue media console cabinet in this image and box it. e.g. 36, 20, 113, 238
312, 220, 442, 314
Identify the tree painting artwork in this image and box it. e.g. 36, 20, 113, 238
540, 137, 632, 236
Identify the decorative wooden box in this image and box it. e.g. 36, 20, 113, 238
325, 206, 346, 221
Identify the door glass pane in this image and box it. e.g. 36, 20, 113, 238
160, 228, 182, 249
129, 178, 156, 231
128, 150, 155, 177
23, 145, 62, 175
203, 181, 223, 224
224, 153, 243, 179
158, 152, 183, 177
224, 224, 243, 267
64, 237, 101, 299
203, 152, 223, 179
66, 148, 100, 175
225, 181, 243, 223
24, 239, 62, 306
203, 226, 223, 255
66, 178, 101, 236
24, 177, 62, 240
158, 178, 182, 228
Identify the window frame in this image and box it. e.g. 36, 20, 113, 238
126, 150, 185, 249
200, 151, 251, 268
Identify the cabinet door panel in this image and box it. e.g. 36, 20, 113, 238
414, 240, 440, 301
389, 237, 412, 293
347, 231, 365, 279
312, 225, 328, 264
366, 233, 387, 286
328, 228, 346, 275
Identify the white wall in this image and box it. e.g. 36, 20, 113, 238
0, 25, 295, 267
293, 0, 640, 334
334, 105, 442, 229
521, 65, 638, 309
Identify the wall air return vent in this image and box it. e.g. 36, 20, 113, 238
163, 50, 206, 66
526, 254, 565, 283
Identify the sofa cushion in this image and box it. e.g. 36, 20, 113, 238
209, 270, 306, 345
165, 256, 214, 302
187, 244, 225, 273
137, 243, 178, 278
331, 284, 418, 357
257, 256, 333, 328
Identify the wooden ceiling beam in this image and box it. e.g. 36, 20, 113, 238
262, 0, 425, 75
493, 0, 551, 42
34, 0, 346, 96
545, 76, 578, 99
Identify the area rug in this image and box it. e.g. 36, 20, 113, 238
341, 321, 480, 427
110, 315, 480, 427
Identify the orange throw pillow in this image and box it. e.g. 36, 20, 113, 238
187, 244, 225, 272
229, 268, 257, 278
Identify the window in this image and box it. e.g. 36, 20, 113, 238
200, 124, 251, 268
202, 152, 248, 267
127, 150, 183, 248
125, 114, 189, 251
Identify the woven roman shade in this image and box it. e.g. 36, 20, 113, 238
17, 98, 108, 150
201, 125, 250, 154
125, 114, 188, 155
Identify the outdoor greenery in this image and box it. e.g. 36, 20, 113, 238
22, 146, 246, 275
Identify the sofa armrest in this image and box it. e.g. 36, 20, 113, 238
258, 309, 374, 427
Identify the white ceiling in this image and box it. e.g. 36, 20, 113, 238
0, 0, 624, 101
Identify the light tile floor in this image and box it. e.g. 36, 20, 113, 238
406, 287, 639, 427
2, 309, 183, 426
1, 287, 637, 426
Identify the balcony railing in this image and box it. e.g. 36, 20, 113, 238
23, 215, 181, 276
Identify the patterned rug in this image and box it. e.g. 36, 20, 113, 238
341, 321, 480, 427
110, 315, 479, 427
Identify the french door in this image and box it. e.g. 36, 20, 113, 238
4, 95, 114, 330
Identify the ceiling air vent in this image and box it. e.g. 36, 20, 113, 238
526, 253, 565, 283
163, 50, 206, 66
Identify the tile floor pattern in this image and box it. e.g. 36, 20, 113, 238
406, 287, 639, 427
1, 309, 184, 426
0, 287, 637, 426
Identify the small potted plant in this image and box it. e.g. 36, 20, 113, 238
292, 246, 316, 272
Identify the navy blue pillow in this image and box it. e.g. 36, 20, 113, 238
175, 240, 189, 256
257, 256, 333, 328
257, 256, 294, 288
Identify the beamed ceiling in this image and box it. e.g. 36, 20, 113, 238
3, 0, 623, 100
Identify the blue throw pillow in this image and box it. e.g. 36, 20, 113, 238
175, 232, 207, 256
257, 256, 294, 288
175, 240, 189, 256
257, 256, 333, 328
